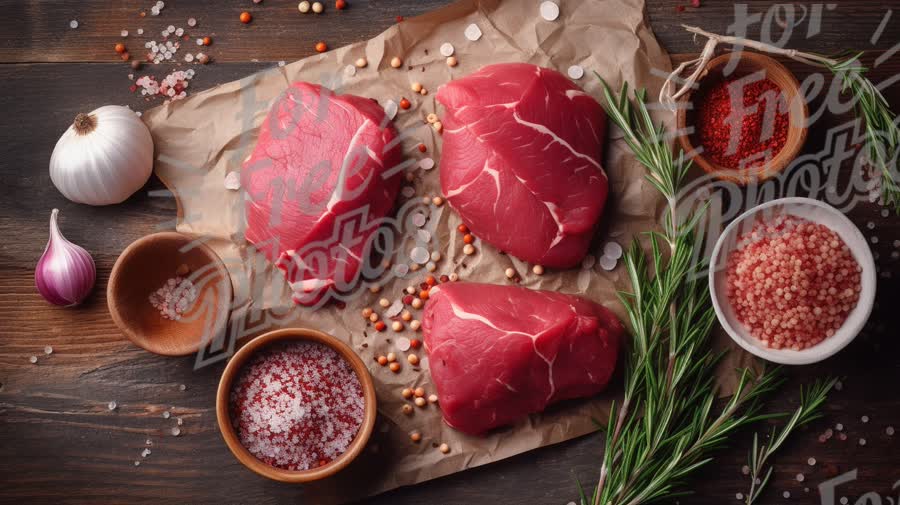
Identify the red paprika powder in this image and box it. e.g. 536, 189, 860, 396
694, 76, 789, 169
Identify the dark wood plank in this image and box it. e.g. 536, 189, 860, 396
1, 0, 452, 63
2, 2, 900, 505
2, 0, 899, 63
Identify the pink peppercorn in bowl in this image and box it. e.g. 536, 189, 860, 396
709, 197, 876, 365
215, 328, 377, 483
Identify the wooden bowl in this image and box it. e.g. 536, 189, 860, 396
107, 232, 233, 356
676, 52, 808, 185
216, 328, 377, 483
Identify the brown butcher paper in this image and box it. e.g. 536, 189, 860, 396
142, 0, 755, 501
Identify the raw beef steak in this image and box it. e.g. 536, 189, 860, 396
436, 63, 608, 268
422, 282, 622, 435
242, 82, 403, 306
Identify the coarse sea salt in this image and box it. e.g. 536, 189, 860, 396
440, 43, 455, 57
344, 64, 356, 76
599, 255, 617, 271
464, 23, 482, 41
567, 65, 584, 80
419, 158, 435, 170
410, 246, 430, 264
401, 186, 416, 198
69, 20, 79, 29
384, 100, 399, 120
230, 341, 365, 471
417, 229, 432, 243
603, 241, 623, 259
392, 263, 410, 277
412, 212, 427, 228
540, 1, 560, 21
385, 300, 404, 318
396, 337, 411, 352
224, 171, 241, 190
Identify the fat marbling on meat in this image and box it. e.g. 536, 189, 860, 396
242, 82, 403, 306
422, 282, 622, 435
436, 63, 608, 268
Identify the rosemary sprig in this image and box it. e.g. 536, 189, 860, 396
743, 378, 837, 505
585, 76, 785, 505
826, 53, 900, 213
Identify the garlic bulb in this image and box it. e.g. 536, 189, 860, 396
49, 105, 154, 206
35, 209, 96, 306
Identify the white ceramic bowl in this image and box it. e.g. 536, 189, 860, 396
709, 197, 876, 365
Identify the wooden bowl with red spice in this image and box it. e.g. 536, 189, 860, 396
216, 328, 377, 483
108, 232, 233, 356
676, 51, 808, 185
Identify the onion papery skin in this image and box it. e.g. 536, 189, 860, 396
49, 105, 154, 206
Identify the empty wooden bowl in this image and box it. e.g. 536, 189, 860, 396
676, 51, 808, 185
216, 328, 377, 483
107, 232, 233, 356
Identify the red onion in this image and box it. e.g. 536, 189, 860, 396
35, 209, 96, 306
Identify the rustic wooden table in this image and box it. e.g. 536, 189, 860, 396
2, 1, 898, 504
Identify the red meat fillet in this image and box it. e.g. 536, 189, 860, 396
422, 282, 622, 435
436, 63, 608, 268
242, 82, 403, 306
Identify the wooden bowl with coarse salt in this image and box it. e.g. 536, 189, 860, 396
216, 328, 378, 483
676, 51, 808, 185
107, 232, 233, 356
708, 197, 876, 365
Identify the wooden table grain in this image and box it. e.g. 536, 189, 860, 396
1, 1, 898, 504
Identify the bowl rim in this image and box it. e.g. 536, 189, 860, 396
107, 231, 233, 356
676, 51, 809, 185
708, 197, 876, 365
215, 327, 378, 483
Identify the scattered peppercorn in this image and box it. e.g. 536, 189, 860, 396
375, 321, 386, 332
240, 11, 252, 23
131, 60, 142, 70
399, 97, 411, 110
336, 0, 347, 9
410, 338, 421, 348
401, 388, 413, 399
389, 362, 401, 373
202, 36, 212, 46
355, 57, 368, 68
390, 56, 403, 68
417, 143, 427, 153
312, 1, 324, 13
463, 233, 474, 244
439, 443, 450, 454
402, 404, 413, 415
457, 224, 469, 234
377, 355, 388, 366
446, 56, 458, 67
115, 43, 126, 54
315, 41, 328, 53
410, 432, 422, 443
